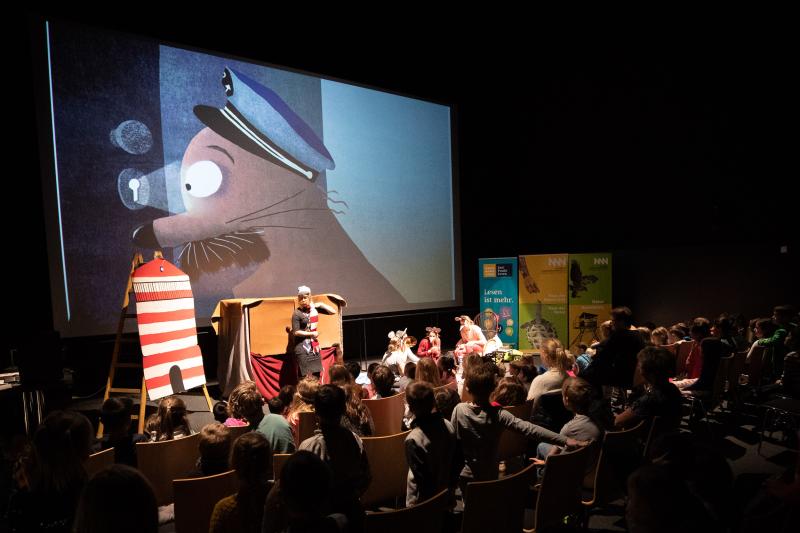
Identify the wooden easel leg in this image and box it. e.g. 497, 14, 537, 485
201, 383, 214, 413
139, 378, 148, 434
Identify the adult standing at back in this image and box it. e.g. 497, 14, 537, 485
583, 307, 646, 392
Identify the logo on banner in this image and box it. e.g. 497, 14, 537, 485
593, 257, 609, 266
548, 257, 567, 268
484, 263, 513, 278
496, 263, 513, 277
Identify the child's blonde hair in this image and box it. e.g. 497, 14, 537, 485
540, 339, 571, 372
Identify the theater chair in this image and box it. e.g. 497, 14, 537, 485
84, 447, 115, 479
462, 461, 537, 533
363, 393, 407, 436
226, 425, 251, 441
582, 421, 645, 527
496, 402, 534, 472
527, 445, 591, 532
364, 489, 449, 533
361, 430, 412, 508
173, 470, 237, 533
273, 453, 291, 482
136, 433, 201, 505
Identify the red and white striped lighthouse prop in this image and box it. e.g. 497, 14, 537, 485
132, 258, 206, 401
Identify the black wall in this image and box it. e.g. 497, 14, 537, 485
6, 11, 797, 376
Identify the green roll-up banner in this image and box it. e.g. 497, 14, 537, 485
518, 254, 568, 353
567, 253, 612, 349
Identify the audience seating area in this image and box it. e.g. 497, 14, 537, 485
7, 306, 798, 533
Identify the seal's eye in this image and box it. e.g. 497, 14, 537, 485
184, 160, 223, 198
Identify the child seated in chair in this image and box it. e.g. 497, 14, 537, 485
286, 377, 320, 441
212, 400, 229, 424
297, 385, 370, 530
265, 451, 347, 533
435, 387, 460, 421
615, 347, 683, 430
97, 397, 147, 467
226, 382, 257, 427
451, 361, 587, 485
489, 378, 527, 407
73, 464, 158, 533
188, 422, 232, 477
144, 396, 192, 441
535, 377, 602, 467
234, 381, 296, 454
527, 339, 571, 402
210, 432, 273, 533
370, 365, 397, 399
404, 382, 460, 506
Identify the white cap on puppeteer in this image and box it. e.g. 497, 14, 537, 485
297, 285, 311, 295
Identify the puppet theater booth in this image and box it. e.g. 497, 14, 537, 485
212, 295, 345, 399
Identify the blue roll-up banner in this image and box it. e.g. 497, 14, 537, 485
478, 257, 519, 348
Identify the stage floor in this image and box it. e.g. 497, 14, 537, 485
68, 356, 388, 433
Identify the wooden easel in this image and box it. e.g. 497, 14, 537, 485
97, 252, 213, 438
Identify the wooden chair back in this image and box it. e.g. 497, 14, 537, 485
297, 410, 318, 444
642, 416, 664, 461
173, 470, 237, 533
136, 433, 201, 505
661, 343, 679, 355
675, 341, 695, 377
496, 401, 534, 462
583, 421, 645, 508
710, 355, 734, 407
528, 445, 592, 532
364, 489, 449, 533
84, 447, 115, 479
532, 389, 572, 432
361, 430, 412, 507
746, 344, 768, 386
273, 453, 292, 482
363, 392, 407, 436
660, 343, 679, 378
227, 425, 251, 441
434, 381, 457, 394
462, 461, 537, 533
727, 350, 749, 401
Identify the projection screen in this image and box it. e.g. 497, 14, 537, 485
38, 20, 461, 337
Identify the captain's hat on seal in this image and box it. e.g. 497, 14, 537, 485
194, 68, 335, 181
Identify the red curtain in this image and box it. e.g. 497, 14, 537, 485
249, 347, 338, 399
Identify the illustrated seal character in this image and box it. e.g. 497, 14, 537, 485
132, 68, 405, 309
